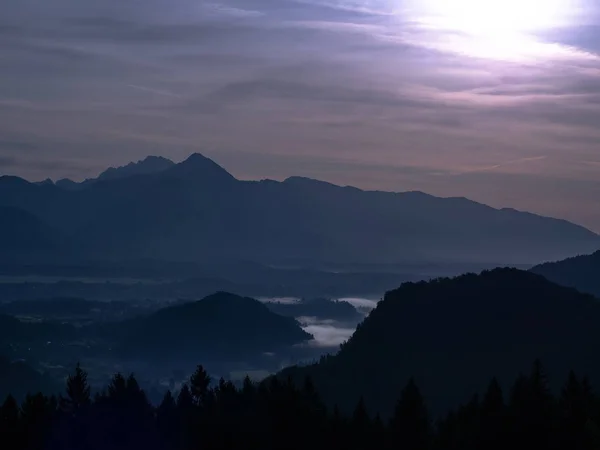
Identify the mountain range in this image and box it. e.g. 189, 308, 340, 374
1, 153, 598, 266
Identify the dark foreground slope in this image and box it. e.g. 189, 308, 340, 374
531, 250, 600, 297
279, 268, 600, 417
117, 292, 313, 361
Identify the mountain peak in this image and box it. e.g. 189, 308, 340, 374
168, 153, 236, 182
97, 155, 175, 181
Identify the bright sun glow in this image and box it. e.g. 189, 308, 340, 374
418, 0, 567, 35
408, 0, 580, 61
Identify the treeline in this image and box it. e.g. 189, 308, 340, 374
2, 360, 600, 449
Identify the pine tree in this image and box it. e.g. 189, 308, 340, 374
561, 371, 584, 422
559, 371, 593, 450
352, 396, 370, 430
529, 359, 555, 428
509, 360, 557, 449
1, 395, 20, 448
189, 365, 212, 408
158, 390, 176, 416
479, 378, 506, 450
62, 363, 91, 415
176, 384, 195, 449
351, 396, 372, 449
21, 393, 55, 450
390, 378, 430, 450
126, 373, 151, 413
177, 384, 194, 412
157, 391, 177, 447
242, 375, 255, 397
108, 373, 127, 395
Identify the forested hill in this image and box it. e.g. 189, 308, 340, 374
115, 292, 313, 360
531, 250, 600, 297
279, 268, 600, 417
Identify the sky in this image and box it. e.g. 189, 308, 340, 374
2, 0, 600, 231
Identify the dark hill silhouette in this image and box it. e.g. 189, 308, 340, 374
278, 268, 600, 417
0, 153, 598, 265
531, 250, 600, 297
0, 355, 59, 401
116, 292, 313, 361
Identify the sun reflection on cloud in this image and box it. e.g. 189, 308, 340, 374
416, 0, 570, 34
400, 0, 589, 62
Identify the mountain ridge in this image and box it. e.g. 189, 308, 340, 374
0, 153, 597, 266
531, 250, 600, 297
51, 155, 176, 189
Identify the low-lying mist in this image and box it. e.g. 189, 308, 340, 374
259, 296, 378, 348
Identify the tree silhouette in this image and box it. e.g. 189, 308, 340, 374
390, 378, 430, 450
1, 395, 21, 449
479, 378, 506, 450
3, 359, 600, 450
62, 363, 91, 414
560, 371, 595, 449
189, 365, 212, 408
157, 390, 177, 446
21, 393, 55, 450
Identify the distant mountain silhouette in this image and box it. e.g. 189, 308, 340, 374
96, 156, 175, 181
279, 268, 600, 416
531, 250, 600, 297
116, 292, 313, 361
0, 206, 61, 257
0, 153, 598, 265
265, 298, 364, 324
52, 156, 175, 190
54, 178, 80, 190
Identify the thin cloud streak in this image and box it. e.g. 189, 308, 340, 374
127, 84, 182, 98
455, 156, 548, 175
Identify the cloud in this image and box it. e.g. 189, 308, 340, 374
127, 84, 182, 98
299, 320, 356, 348
0, 139, 38, 152
0, 156, 17, 170
453, 156, 548, 175
1, 0, 600, 230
